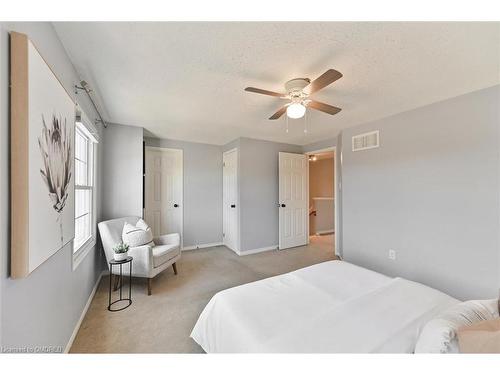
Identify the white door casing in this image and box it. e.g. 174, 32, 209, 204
223, 148, 239, 252
279, 152, 308, 250
144, 147, 183, 246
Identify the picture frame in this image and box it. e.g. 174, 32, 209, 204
10, 31, 76, 278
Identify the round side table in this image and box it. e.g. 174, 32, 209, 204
108, 256, 133, 312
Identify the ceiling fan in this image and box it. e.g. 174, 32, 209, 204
244, 69, 343, 120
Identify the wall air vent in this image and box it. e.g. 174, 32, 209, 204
352, 130, 380, 152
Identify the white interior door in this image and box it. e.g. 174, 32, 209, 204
279, 152, 308, 250
144, 147, 183, 245
223, 149, 238, 252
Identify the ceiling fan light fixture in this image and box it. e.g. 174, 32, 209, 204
244, 69, 342, 121
286, 103, 306, 119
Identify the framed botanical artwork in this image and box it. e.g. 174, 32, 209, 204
10, 32, 75, 278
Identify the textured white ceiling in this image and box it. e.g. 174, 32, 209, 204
53, 22, 500, 145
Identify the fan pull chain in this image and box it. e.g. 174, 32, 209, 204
285, 114, 289, 133
303, 108, 308, 134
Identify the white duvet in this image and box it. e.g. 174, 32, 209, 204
190, 260, 459, 353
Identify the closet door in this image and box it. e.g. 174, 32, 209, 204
223, 148, 239, 252
144, 147, 183, 245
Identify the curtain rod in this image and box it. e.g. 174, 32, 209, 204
74, 80, 108, 128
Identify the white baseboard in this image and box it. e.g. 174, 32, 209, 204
182, 242, 224, 251
64, 270, 106, 353
314, 229, 334, 235
234, 245, 278, 256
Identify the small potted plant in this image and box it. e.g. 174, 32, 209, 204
113, 242, 130, 261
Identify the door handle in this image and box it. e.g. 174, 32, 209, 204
231, 204, 236, 208
174, 204, 179, 208
281, 204, 286, 208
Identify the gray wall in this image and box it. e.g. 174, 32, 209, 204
145, 136, 307, 252
144, 137, 223, 248
238, 138, 302, 252
0, 22, 105, 350
340, 85, 500, 300
102, 123, 143, 220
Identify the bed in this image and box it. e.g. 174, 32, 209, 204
190, 260, 460, 353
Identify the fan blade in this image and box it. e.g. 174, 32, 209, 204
303, 69, 342, 95
245, 87, 285, 97
269, 106, 287, 120
307, 100, 342, 116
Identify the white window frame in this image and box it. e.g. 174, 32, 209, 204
73, 113, 99, 270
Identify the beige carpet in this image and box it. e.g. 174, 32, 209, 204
70, 239, 336, 353
309, 233, 334, 248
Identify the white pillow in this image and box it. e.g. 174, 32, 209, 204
415, 299, 499, 353
135, 218, 151, 232
122, 219, 154, 248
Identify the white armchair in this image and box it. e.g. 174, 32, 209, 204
98, 216, 181, 295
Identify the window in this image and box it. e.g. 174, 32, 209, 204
73, 115, 98, 268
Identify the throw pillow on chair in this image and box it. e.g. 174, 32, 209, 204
122, 219, 155, 247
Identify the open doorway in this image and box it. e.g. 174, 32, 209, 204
307, 148, 335, 252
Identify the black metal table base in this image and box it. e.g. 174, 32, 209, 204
108, 257, 133, 312
108, 298, 132, 312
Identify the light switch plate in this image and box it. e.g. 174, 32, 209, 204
388, 249, 396, 260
